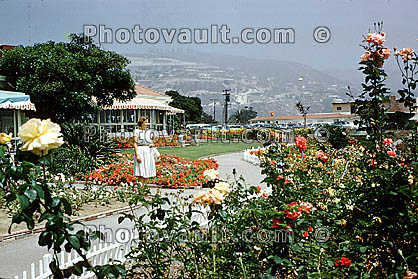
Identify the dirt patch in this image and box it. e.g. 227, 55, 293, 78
0, 199, 129, 235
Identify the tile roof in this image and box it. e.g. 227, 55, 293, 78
250, 113, 355, 122
135, 84, 165, 97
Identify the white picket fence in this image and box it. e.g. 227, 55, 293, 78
14, 238, 137, 279
242, 148, 264, 165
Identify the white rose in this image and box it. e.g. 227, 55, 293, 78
18, 118, 64, 156
214, 182, 230, 194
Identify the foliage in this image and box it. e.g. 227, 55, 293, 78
0, 142, 125, 278
0, 34, 135, 123
166, 90, 203, 125
228, 108, 257, 124
295, 101, 310, 128
48, 123, 118, 177
325, 125, 349, 149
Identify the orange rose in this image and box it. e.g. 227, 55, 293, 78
360, 52, 371, 61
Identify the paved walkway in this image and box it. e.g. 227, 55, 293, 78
0, 151, 265, 278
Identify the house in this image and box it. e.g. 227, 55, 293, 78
0, 82, 184, 136
250, 95, 417, 129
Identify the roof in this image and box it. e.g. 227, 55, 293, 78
0, 85, 184, 114
0, 91, 30, 104
135, 84, 166, 97
250, 113, 355, 122
0, 45, 17, 50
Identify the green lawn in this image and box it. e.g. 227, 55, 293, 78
122, 142, 262, 160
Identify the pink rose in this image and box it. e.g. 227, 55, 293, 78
366, 32, 386, 46
361, 52, 371, 61
377, 48, 391, 59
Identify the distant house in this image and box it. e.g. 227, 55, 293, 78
331, 96, 415, 114
250, 95, 417, 128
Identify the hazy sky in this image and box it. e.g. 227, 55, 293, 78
1, 0, 417, 71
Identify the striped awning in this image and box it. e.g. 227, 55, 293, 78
0, 98, 184, 113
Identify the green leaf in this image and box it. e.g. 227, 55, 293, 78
24, 189, 37, 201
32, 184, 45, 199
68, 235, 81, 250
51, 197, 61, 208
17, 194, 30, 209
61, 199, 72, 215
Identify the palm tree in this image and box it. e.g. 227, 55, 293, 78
296, 101, 310, 128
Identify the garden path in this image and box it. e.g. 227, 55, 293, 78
0, 151, 266, 278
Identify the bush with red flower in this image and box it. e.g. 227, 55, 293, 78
75, 154, 218, 188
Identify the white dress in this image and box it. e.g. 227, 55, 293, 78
133, 129, 157, 178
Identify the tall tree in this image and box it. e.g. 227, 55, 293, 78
166, 90, 203, 124
0, 34, 135, 123
296, 101, 310, 128
228, 107, 257, 124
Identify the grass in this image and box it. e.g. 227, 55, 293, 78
122, 141, 262, 160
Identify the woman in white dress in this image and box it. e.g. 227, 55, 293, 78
133, 117, 157, 184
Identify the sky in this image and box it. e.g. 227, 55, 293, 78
1, 0, 417, 72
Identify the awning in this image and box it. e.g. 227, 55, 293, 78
0, 91, 30, 104
0, 99, 36, 110
101, 96, 184, 113
0, 96, 184, 114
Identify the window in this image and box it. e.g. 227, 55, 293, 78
337, 107, 342, 111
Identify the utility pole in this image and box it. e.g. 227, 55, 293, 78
222, 89, 231, 126
209, 98, 217, 123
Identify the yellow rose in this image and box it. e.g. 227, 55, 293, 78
18, 118, 64, 156
0, 133, 12, 144
214, 182, 230, 194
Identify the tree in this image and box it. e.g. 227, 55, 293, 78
166, 90, 203, 124
296, 101, 310, 128
0, 34, 135, 123
201, 111, 216, 124
228, 107, 257, 124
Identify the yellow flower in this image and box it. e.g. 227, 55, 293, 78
373, 216, 382, 223
327, 187, 335, 197
214, 182, 230, 194
18, 118, 64, 156
207, 189, 224, 204
0, 133, 12, 144
408, 175, 414, 185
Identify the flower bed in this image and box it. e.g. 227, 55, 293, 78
74, 154, 218, 188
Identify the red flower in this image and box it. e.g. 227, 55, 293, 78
284, 210, 301, 220
299, 201, 313, 214
367, 159, 376, 166
335, 256, 353, 267
316, 150, 328, 163
303, 231, 308, 237
295, 136, 307, 151
272, 218, 281, 228
383, 138, 393, 145
308, 226, 313, 232
387, 150, 396, 158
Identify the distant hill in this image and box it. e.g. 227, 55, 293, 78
126, 50, 356, 122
